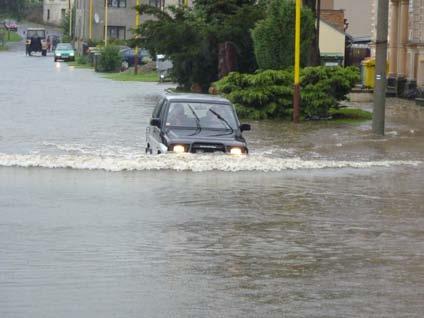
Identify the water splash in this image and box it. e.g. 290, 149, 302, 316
0, 153, 421, 172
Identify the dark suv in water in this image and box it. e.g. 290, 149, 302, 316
25, 28, 47, 56
146, 94, 251, 155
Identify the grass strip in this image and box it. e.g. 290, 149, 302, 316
103, 71, 159, 82
65, 61, 93, 69
0, 31, 21, 42
329, 108, 372, 121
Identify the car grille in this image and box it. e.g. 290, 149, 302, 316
190, 142, 226, 153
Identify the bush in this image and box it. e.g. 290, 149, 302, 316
97, 45, 122, 72
214, 66, 360, 119
61, 34, 71, 43
87, 39, 103, 47
252, 0, 315, 70
76, 55, 88, 65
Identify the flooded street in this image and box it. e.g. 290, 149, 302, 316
1, 35, 423, 317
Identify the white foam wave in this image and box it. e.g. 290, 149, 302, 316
0, 153, 421, 172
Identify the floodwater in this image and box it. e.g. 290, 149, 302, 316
0, 31, 423, 317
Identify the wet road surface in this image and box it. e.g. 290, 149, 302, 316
0, 26, 423, 317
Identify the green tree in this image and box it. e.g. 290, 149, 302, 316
0, 0, 27, 19
133, 1, 265, 91
251, 0, 315, 70
61, 5, 75, 42
303, 0, 321, 66
134, 5, 209, 90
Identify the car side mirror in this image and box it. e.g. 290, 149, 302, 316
240, 124, 251, 132
150, 118, 161, 128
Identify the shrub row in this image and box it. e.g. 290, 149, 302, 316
214, 66, 360, 119
97, 45, 122, 72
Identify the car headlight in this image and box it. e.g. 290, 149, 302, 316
230, 147, 243, 155
55, 53, 60, 56
173, 145, 186, 153
70, 52, 74, 56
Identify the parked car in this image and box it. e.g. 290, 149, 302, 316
54, 43, 75, 61
4, 20, 17, 32
26, 28, 47, 56
119, 46, 143, 67
146, 94, 251, 155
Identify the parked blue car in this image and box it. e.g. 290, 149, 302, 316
119, 47, 148, 67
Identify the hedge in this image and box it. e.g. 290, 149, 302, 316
214, 66, 360, 119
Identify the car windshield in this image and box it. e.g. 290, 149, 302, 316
56, 44, 73, 50
166, 102, 237, 130
27, 30, 45, 38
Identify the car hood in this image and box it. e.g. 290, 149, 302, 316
165, 128, 246, 145
55, 49, 74, 54
167, 128, 237, 138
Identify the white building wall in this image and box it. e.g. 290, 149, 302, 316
43, 0, 75, 26
319, 21, 346, 56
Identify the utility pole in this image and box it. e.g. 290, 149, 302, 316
134, 0, 140, 75
104, 0, 108, 45
89, 0, 93, 40
293, 0, 301, 123
372, 0, 389, 135
68, 0, 72, 37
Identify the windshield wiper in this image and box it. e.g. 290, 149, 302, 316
208, 109, 234, 134
187, 104, 202, 135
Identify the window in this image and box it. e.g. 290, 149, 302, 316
165, 102, 237, 130
47, 9, 50, 20
61, 9, 66, 20
108, 0, 126, 8
152, 99, 165, 118
107, 26, 126, 40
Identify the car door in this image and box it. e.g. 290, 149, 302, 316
147, 98, 165, 153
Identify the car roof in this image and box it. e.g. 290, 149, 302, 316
163, 93, 231, 104
27, 28, 45, 31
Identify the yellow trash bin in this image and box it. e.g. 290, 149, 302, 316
362, 59, 376, 88
361, 59, 389, 89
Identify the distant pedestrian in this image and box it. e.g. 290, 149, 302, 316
52, 36, 59, 50
46, 36, 51, 52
